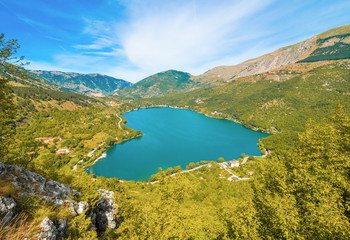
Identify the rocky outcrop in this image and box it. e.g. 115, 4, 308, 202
202, 36, 316, 81
69, 201, 89, 216
0, 196, 16, 225
0, 162, 80, 205
88, 189, 119, 233
0, 162, 120, 237
0, 161, 80, 205
37, 217, 67, 240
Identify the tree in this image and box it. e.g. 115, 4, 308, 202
165, 167, 174, 175
217, 157, 224, 163
0, 34, 28, 161
174, 165, 181, 173
188, 162, 196, 169
252, 109, 350, 239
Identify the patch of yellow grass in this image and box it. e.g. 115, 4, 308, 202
317, 24, 350, 39
0, 179, 16, 197
83, 132, 112, 148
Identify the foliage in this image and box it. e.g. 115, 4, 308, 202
252, 106, 350, 238
32, 70, 132, 97
128, 60, 350, 133
299, 42, 350, 62
117, 70, 200, 99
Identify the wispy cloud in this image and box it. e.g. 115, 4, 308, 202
74, 38, 115, 50
21, 0, 350, 83
117, 0, 274, 73
66, 0, 274, 81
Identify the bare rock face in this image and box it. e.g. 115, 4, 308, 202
76, 201, 89, 215
38, 217, 58, 240
69, 201, 89, 216
0, 161, 80, 204
88, 189, 119, 233
37, 217, 67, 240
202, 36, 316, 81
0, 196, 16, 225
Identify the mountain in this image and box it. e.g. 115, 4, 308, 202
31, 70, 132, 97
198, 24, 350, 83
116, 70, 200, 99
116, 25, 350, 99
131, 59, 350, 133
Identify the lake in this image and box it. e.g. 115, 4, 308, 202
91, 107, 270, 180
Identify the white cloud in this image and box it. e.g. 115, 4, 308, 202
29, 0, 276, 83
117, 0, 274, 73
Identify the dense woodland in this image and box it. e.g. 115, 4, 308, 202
0, 33, 349, 239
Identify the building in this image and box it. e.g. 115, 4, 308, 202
228, 160, 240, 168
35, 137, 55, 143
56, 148, 70, 154
248, 171, 254, 176
208, 163, 212, 168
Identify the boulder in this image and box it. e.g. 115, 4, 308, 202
37, 217, 58, 240
0, 196, 16, 225
76, 201, 89, 215
88, 189, 119, 233
37, 217, 67, 240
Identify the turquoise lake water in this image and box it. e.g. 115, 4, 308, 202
92, 107, 270, 180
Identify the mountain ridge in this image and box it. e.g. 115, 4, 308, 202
196, 24, 350, 83
31, 70, 132, 97
116, 70, 200, 99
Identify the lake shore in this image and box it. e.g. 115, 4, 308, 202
124, 104, 277, 134
90, 107, 270, 180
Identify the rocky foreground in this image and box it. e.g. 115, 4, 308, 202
0, 161, 119, 239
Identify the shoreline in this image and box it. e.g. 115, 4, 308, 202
86, 105, 270, 179
124, 104, 276, 134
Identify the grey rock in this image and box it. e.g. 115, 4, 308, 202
89, 189, 119, 233
0, 196, 16, 225
67, 200, 89, 216
38, 217, 58, 240
37, 217, 67, 240
56, 219, 67, 237
76, 201, 89, 215
0, 161, 80, 204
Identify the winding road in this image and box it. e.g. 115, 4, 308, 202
116, 113, 123, 129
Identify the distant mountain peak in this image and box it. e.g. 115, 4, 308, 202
31, 70, 132, 97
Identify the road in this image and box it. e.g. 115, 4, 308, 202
150, 149, 269, 184
116, 113, 122, 129
116, 113, 129, 135
218, 162, 242, 180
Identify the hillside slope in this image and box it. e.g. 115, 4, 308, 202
116, 70, 200, 99
199, 24, 350, 83
31, 70, 132, 97
131, 60, 350, 133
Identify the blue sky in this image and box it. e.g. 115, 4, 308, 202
1, 0, 350, 83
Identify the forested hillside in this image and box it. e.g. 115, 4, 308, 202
116, 70, 200, 99
130, 60, 350, 133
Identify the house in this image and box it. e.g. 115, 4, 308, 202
248, 171, 254, 176
208, 163, 212, 168
106, 115, 111, 118
56, 148, 70, 154
35, 137, 55, 143
228, 160, 240, 168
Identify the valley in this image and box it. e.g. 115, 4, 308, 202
0, 24, 349, 239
